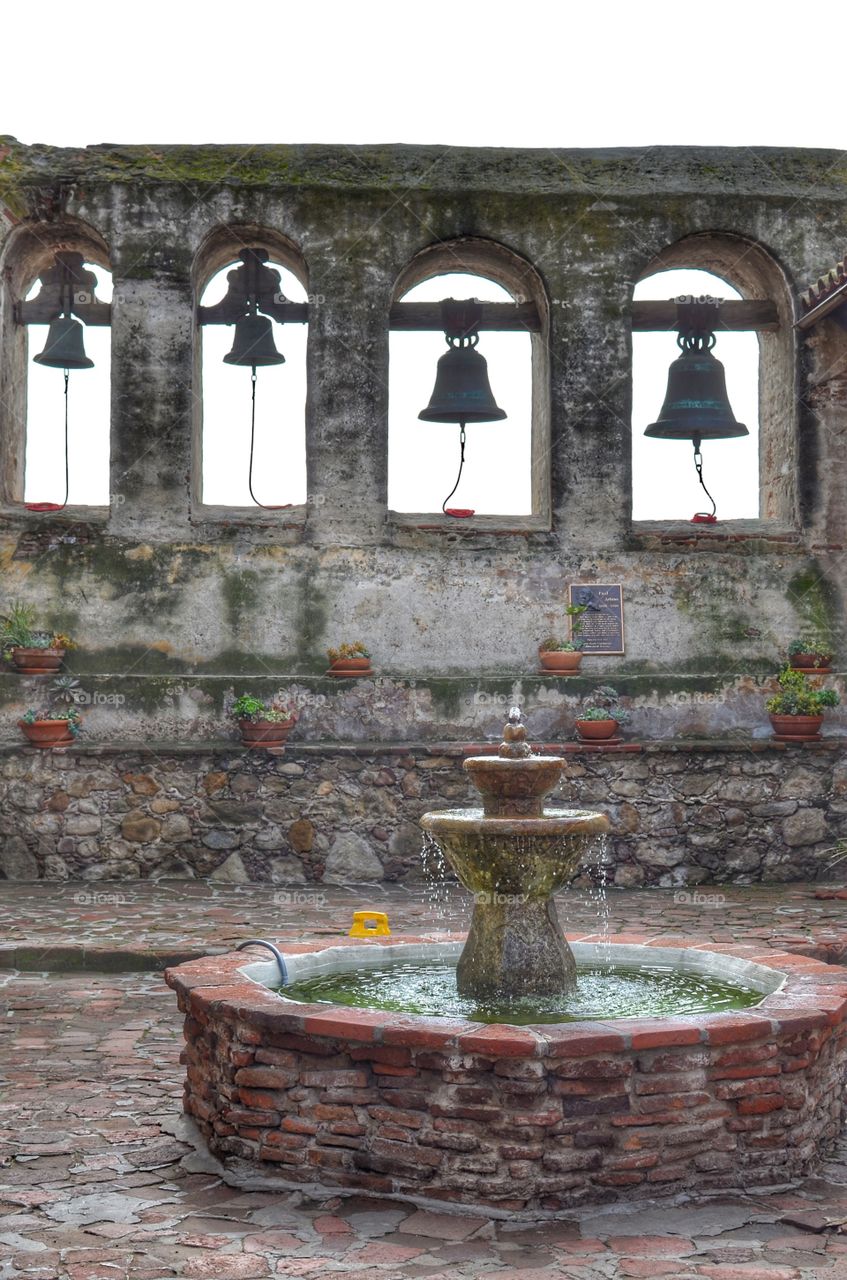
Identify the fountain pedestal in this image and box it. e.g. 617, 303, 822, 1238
421, 709, 609, 1000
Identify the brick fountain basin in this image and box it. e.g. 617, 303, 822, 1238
166, 934, 847, 1214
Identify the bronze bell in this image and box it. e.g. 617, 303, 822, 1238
645, 340, 747, 442
223, 315, 285, 367
419, 342, 506, 424
33, 316, 94, 370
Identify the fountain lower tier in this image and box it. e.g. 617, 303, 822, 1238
421, 806, 609, 998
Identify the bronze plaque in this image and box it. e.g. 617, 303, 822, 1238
568, 584, 625, 655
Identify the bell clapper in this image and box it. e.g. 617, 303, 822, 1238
442, 421, 474, 518
691, 433, 718, 524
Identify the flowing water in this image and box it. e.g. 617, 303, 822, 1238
278, 957, 762, 1026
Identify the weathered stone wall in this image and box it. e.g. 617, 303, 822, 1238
2, 140, 847, 881
2, 740, 844, 886
0, 142, 845, 692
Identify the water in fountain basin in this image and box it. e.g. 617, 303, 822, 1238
278, 958, 762, 1026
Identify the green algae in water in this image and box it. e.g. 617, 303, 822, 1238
278, 960, 762, 1026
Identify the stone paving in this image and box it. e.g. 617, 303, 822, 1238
5, 881, 847, 1277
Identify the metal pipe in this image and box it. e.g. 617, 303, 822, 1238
235, 938, 289, 985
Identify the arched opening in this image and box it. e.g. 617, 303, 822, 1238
388, 239, 549, 521
0, 222, 112, 509
24, 263, 112, 506
632, 234, 795, 526
193, 229, 308, 511
633, 268, 759, 520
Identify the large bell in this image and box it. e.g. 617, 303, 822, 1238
419, 343, 506, 424
645, 344, 747, 441
33, 316, 94, 370
223, 315, 285, 367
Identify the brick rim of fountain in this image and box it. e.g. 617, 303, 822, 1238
166, 934, 847, 1214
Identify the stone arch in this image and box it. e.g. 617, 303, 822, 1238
390, 237, 551, 523
634, 232, 797, 524
0, 217, 112, 507
191, 225, 310, 513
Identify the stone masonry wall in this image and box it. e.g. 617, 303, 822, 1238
2, 741, 845, 886
1, 142, 846, 725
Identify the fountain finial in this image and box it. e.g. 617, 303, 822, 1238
499, 706, 533, 759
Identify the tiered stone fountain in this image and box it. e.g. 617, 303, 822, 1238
167, 709, 847, 1212
421, 707, 608, 997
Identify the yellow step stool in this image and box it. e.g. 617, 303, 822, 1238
349, 910, 391, 938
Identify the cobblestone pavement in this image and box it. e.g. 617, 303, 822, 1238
3, 879, 847, 968
4, 881, 847, 1277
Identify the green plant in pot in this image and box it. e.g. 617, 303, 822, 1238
575, 685, 630, 742
766, 665, 839, 741
788, 634, 834, 672
539, 605, 587, 674
18, 677, 82, 749
1, 600, 76, 674
231, 694, 297, 750
326, 641, 373, 678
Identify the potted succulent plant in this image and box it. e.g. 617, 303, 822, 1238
766, 665, 840, 741
788, 634, 834, 673
231, 695, 297, 749
575, 685, 630, 742
326, 641, 373, 678
538, 604, 588, 674
1, 601, 75, 674
18, 677, 82, 749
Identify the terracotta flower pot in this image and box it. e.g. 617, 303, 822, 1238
327, 657, 373, 678
18, 718, 75, 748
239, 718, 296, 749
575, 718, 618, 741
769, 713, 824, 741
790, 652, 833, 672
11, 647, 65, 675
538, 650, 582, 674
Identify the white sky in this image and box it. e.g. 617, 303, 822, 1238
7, 0, 844, 515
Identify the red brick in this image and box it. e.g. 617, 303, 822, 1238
456, 1025, 542, 1057
625, 1020, 702, 1049
737, 1094, 785, 1115
300, 1069, 368, 1088
281, 1115, 317, 1135
223, 1107, 280, 1127
715, 1078, 782, 1100
349, 1045, 412, 1065
702, 1014, 773, 1045
234, 1066, 297, 1088
367, 1105, 424, 1129
633, 1070, 706, 1095
237, 1088, 285, 1110
544, 1025, 628, 1056
302, 1010, 387, 1040
709, 1062, 782, 1080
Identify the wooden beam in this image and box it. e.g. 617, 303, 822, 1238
632, 300, 779, 332
197, 301, 309, 326
389, 301, 541, 332
15, 299, 112, 326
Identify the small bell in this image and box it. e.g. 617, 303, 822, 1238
33, 316, 94, 370
223, 315, 285, 367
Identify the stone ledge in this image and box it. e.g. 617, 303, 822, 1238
0, 736, 844, 758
